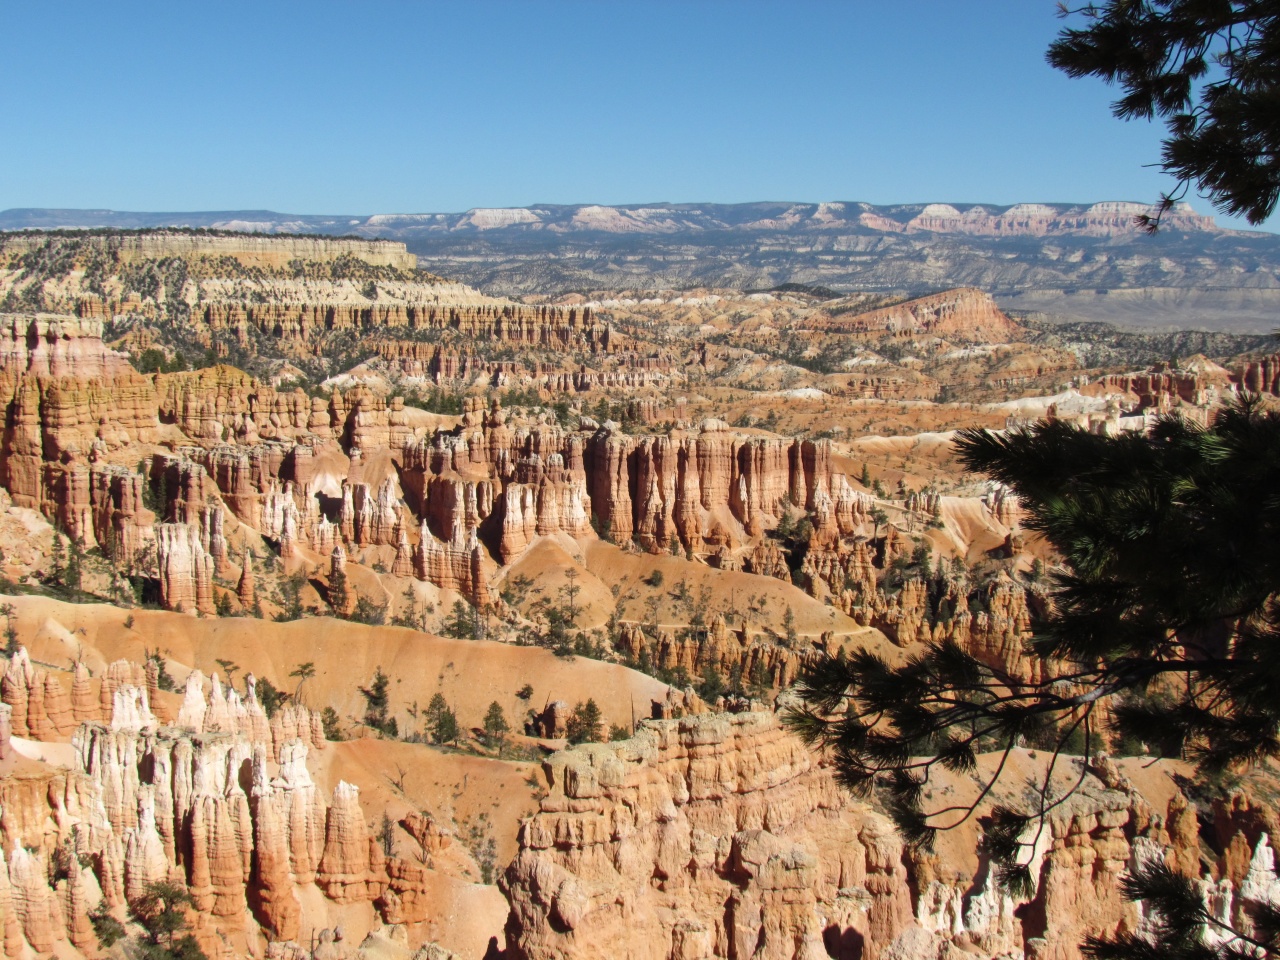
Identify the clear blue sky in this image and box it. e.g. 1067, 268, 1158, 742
1, 1, 1271, 229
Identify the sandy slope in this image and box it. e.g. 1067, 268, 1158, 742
2, 596, 671, 738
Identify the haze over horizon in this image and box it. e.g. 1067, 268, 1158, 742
4, 1, 1276, 232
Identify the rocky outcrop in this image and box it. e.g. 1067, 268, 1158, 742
1, 648, 73, 740
188, 301, 607, 352
415, 522, 493, 607
503, 711, 914, 960
155, 523, 216, 615
317, 782, 383, 903
0, 318, 958, 614
613, 617, 823, 692
0, 314, 136, 381
582, 424, 840, 552
1236, 352, 1280, 396
897, 200, 1216, 238
375, 341, 675, 393
3, 232, 418, 271
1093, 356, 1237, 411
158, 368, 316, 445
805, 288, 1023, 344
0, 314, 159, 522
498, 449, 591, 562
238, 552, 257, 609
504, 711, 1228, 960
0, 650, 400, 957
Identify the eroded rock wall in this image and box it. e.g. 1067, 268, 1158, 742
502, 710, 913, 960
501, 712, 1241, 960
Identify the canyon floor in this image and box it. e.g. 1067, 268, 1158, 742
0, 230, 1275, 960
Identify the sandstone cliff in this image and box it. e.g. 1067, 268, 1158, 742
502, 710, 913, 960
2, 232, 419, 271
501, 711, 1249, 960
803, 288, 1024, 344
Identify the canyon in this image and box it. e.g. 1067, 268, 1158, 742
0, 231, 1275, 960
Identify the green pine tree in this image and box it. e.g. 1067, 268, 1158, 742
788, 396, 1280, 903
425, 692, 460, 745
565, 699, 602, 744
359, 667, 396, 737
482, 701, 510, 754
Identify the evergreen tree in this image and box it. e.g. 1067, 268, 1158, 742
698, 659, 725, 702
47, 529, 66, 586
561, 568, 582, 625
65, 536, 83, 591
359, 667, 396, 737
565, 699, 603, 744
870, 508, 888, 539
377, 811, 395, 857
320, 706, 343, 741
748, 660, 771, 700
0, 604, 18, 657
89, 903, 126, 950
727, 660, 745, 698
128, 881, 208, 960
289, 660, 315, 702
256, 677, 287, 719
1049, 1, 1280, 226
442, 599, 480, 640
425, 692, 460, 745
482, 701, 510, 754
328, 565, 350, 615
788, 397, 1280, 920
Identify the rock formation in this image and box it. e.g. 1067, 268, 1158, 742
1236, 352, 1280, 396
155, 523, 216, 615
0, 314, 158, 532
503, 711, 1226, 960
2, 232, 418, 271
804, 288, 1024, 343
503, 711, 914, 960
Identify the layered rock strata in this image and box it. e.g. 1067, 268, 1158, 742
0, 657, 382, 958
0, 311, 1034, 624
502, 712, 1242, 960
502, 710, 914, 960
803, 288, 1023, 343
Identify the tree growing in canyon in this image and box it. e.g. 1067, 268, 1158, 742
442, 599, 482, 640
566, 699, 603, 745
321, 706, 343, 741
1, 604, 17, 656
359, 667, 397, 738
128, 880, 207, 960
1050, 1, 1280, 227
425, 692, 460, 746
290, 660, 315, 702
789, 397, 1280, 948
327, 565, 350, 616
482, 701, 510, 755
562, 568, 582, 625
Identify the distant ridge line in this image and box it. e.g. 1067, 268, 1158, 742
0, 199, 1224, 239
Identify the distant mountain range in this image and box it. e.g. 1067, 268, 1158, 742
5, 202, 1279, 332
0, 199, 1228, 237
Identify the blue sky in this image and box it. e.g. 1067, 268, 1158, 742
2, 1, 1272, 229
